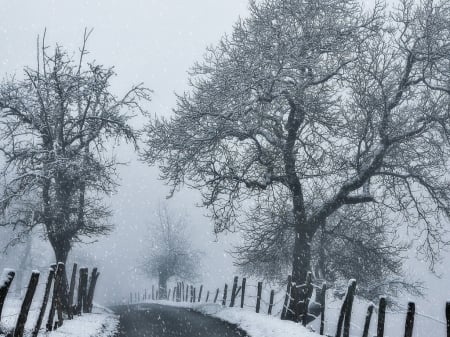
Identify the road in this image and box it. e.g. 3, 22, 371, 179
112, 303, 249, 337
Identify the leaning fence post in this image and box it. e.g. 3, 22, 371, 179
320, 282, 327, 335
86, 268, 99, 313
362, 304, 374, 337
241, 278, 246, 309
446, 302, 450, 337
67, 263, 77, 319
47, 263, 65, 331
0, 269, 15, 320
198, 285, 203, 302
268, 290, 275, 315
377, 297, 387, 337
343, 279, 356, 337
404, 302, 415, 337
32, 267, 55, 337
256, 281, 262, 313
230, 276, 238, 307
206, 290, 210, 303
335, 289, 348, 337
222, 284, 228, 306
13, 271, 40, 337
214, 288, 220, 303
281, 275, 291, 320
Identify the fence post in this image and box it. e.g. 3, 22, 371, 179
362, 304, 374, 337
32, 267, 55, 337
152, 285, 154, 300
335, 289, 348, 337
446, 302, 450, 337
222, 284, 228, 306
193, 287, 196, 303
241, 278, 246, 309
75, 267, 88, 315
198, 285, 203, 302
230, 276, 238, 307
214, 288, 220, 303
206, 290, 210, 303
67, 264, 77, 319
47, 263, 65, 331
268, 290, 275, 315
281, 275, 291, 320
343, 279, 356, 337
256, 281, 262, 313
86, 268, 99, 313
13, 271, 40, 337
168, 289, 171, 301
302, 272, 314, 326
56, 263, 66, 326
0, 269, 15, 320
404, 302, 415, 337
320, 282, 327, 335
377, 297, 387, 337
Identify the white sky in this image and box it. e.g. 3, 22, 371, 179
1, 1, 449, 334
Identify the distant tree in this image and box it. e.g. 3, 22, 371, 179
140, 205, 201, 299
142, 0, 450, 291
0, 30, 151, 268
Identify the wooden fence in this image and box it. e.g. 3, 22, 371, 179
0, 263, 99, 337
130, 273, 450, 337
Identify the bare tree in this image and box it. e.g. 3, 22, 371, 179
140, 205, 201, 299
0, 30, 151, 268
142, 0, 450, 290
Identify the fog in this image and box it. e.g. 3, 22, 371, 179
1, 0, 449, 329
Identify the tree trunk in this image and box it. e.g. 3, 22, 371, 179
291, 230, 311, 285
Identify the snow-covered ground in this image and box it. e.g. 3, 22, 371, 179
0, 300, 118, 337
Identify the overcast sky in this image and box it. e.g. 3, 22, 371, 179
1, 1, 449, 332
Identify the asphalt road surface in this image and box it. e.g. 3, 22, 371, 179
112, 303, 249, 337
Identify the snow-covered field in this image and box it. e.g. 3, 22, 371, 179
0, 300, 118, 337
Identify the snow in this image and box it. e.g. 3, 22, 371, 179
0, 300, 118, 337
0, 269, 14, 288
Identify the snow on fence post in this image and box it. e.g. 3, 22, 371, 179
268, 290, 275, 315
13, 271, 40, 337
198, 285, 203, 302
86, 268, 99, 313
214, 288, 219, 303
0, 269, 15, 321
222, 284, 228, 306
281, 275, 291, 320
446, 302, 450, 337
362, 304, 374, 337
241, 278, 246, 309
404, 302, 415, 337
67, 263, 77, 319
256, 281, 262, 313
343, 279, 357, 337
206, 290, 210, 303
32, 266, 56, 337
377, 297, 387, 337
230, 276, 238, 307
319, 282, 327, 335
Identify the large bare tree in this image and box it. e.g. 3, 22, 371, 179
0, 30, 151, 266
142, 0, 450, 289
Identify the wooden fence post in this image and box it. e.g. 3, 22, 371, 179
230, 276, 238, 307
13, 271, 40, 337
0, 269, 15, 320
377, 297, 387, 337
47, 263, 65, 331
55, 263, 66, 326
268, 290, 275, 315
193, 287, 196, 303
256, 281, 262, 313
343, 279, 356, 337
281, 275, 291, 320
206, 290, 210, 303
214, 288, 219, 303
446, 302, 450, 337
67, 264, 77, 319
241, 278, 246, 309
168, 289, 171, 301
362, 304, 374, 337
302, 272, 314, 326
32, 267, 55, 337
198, 285, 203, 302
75, 267, 88, 315
404, 302, 415, 337
86, 268, 99, 313
319, 282, 327, 335
335, 290, 348, 337
152, 285, 154, 300
222, 284, 228, 306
